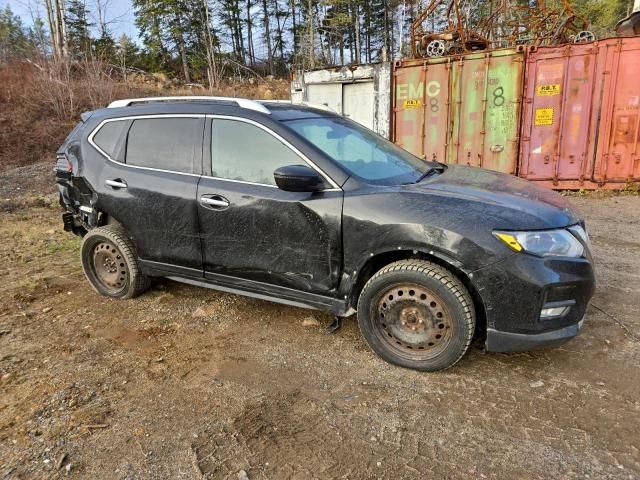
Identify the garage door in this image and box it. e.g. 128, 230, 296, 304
306, 83, 343, 114
343, 82, 375, 130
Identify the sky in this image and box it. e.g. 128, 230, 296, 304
2, 0, 139, 41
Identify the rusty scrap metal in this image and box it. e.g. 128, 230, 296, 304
411, 0, 490, 58
412, 0, 595, 59
487, 0, 594, 47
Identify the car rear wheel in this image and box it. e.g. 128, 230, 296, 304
80, 225, 150, 299
357, 259, 475, 371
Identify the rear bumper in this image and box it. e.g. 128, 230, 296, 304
486, 318, 584, 352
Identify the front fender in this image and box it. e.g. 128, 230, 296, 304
336, 241, 472, 304
338, 188, 510, 306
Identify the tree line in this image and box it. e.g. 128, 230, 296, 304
0, 0, 633, 87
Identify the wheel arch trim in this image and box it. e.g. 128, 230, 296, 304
344, 247, 488, 332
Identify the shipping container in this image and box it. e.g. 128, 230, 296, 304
593, 38, 640, 185
519, 37, 640, 189
392, 48, 525, 174
290, 63, 391, 138
519, 42, 602, 187
291, 39, 640, 189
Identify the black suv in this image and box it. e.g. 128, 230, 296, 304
55, 96, 595, 371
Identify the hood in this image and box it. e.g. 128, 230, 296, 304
405, 164, 581, 230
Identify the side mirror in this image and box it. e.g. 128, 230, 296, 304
274, 164, 326, 192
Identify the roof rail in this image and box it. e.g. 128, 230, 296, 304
107, 96, 271, 115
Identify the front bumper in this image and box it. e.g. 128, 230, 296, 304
470, 251, 595, 353
486, 318, 584, 352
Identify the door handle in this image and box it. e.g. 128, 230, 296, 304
106, 179, 128, 189
200, 195, 229, 209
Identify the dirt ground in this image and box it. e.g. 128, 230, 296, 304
1, 163, 639, 480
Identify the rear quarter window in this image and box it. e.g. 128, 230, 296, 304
92, 120, 129, 162
126, 118, 200, 174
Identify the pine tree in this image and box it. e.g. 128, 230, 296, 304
367, 0, 392, 61
322, 0, 350, 65
93, 31, 116, 60
115, 34, 139, 78
133, 0, 168, 71
65, 0, 93, 57
0, 6, 30, 62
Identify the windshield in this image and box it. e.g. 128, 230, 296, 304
285, 116, 437, 185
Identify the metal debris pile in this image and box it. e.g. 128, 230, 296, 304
412, 0, 596, 58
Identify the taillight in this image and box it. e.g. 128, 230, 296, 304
55, 154, 73, 180
55, 154, 72, 173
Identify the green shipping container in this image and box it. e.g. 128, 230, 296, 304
392, 48, 525, 174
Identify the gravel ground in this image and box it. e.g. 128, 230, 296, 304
0, 163, 638, 479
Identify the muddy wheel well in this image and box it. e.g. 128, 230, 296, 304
350, 250, 486, 339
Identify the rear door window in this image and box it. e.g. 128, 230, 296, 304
92, 120, 129, 162
126, 118, 201, 174
211, 119, 302, 185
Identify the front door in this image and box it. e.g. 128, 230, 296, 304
197, 117, 343, 294
93, 116, 205, 273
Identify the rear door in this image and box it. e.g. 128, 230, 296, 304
91, 115, 205, 274
197, 116, 343, 294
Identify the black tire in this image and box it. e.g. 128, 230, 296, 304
357, 259, 475, 371
80, 225, 150, 299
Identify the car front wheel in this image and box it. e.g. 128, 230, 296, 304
80, 225, 150, 299
357, 259, 475, 371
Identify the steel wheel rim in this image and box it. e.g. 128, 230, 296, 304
574, 30, 595, 43
426, 40, 446, 57
374, 283, 453, 361
92, 241, 128, 293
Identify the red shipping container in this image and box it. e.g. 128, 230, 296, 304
520, 37, 640, 189
593, 39, 640, 184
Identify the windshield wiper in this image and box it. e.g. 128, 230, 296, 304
415, 164, 446, 183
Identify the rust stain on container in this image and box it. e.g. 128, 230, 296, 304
393, 48, 524, 175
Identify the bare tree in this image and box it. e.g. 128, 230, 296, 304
43, 0, 67, 59
307, 0, 314, 68
202, 0, 219, 89
94, 0, 109, 36
246, 0, 255, 67
56, 0, 68, 56
261, 0, 273, 75
351, 0, 361, 64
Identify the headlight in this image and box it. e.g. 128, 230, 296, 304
494, 228, 584, 258
568, 225, 591, 251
